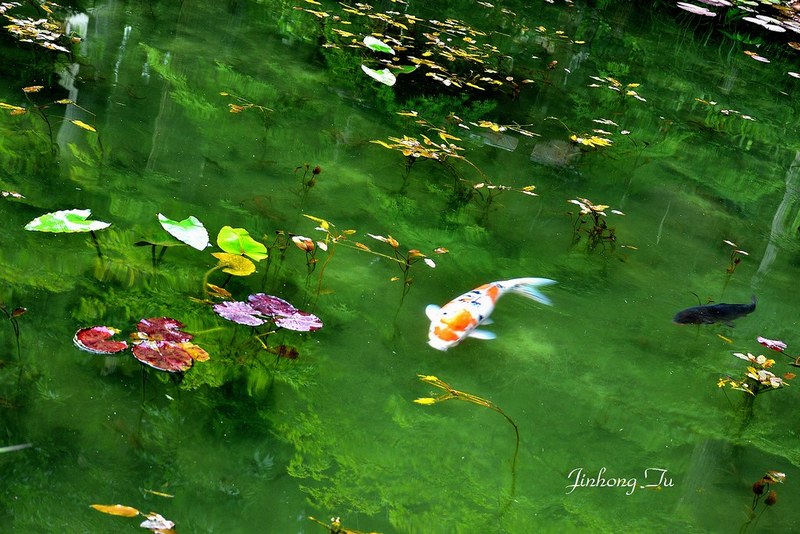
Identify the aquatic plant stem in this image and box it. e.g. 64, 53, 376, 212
89, 230, 104, 262
414, 375, 519, 505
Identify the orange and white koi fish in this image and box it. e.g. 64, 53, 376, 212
426, 277, 556, 351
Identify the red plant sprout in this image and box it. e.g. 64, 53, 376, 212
757, 336, 787, 352
74, 317, 209, 373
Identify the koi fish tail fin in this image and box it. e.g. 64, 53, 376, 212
504, 277, 557, 306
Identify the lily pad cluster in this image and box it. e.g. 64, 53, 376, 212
74, 317, 210, 373
213, 293, 323, 332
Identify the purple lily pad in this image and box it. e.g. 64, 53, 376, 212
213, 301, 265, 326
73, 326, 129, 354
275, 311, 324, 332
248, 293, 298, 317
135, 317, 193, 342
132, 340, 194, 372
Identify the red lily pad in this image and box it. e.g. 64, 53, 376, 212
135, 317, 193, 342
275, 311, 323, 332
132, 340, 194, 372
73, 326, 129, 354
213, 301, 265, 326
248, 293, 297, 317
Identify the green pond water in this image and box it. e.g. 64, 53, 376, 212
3, 0, 800, 532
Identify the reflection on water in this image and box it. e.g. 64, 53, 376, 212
2, 0, 800, 532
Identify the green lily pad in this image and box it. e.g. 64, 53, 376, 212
393, 65, 419, 75
157, 213, 209, 250
363, 36, 395, 55
24, 209, 111, 233
217, 226, 267, 261
361, 65, 396, 87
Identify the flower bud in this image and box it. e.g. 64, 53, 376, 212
765, 490, 777, 506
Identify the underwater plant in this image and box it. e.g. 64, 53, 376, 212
723, 239, 748, 274
24, 208, 111, 260
74, 317, 210, 373
308, 515, 380, 534
363, 233, 444, 300
90, 503, 175, 533
740, 470, 784, 533
414, 374, 519, 503
717, 351, 793, 397
295, 163, 323, 199
567, 197, 625, 250
0, 304, 25, 361
1, 84, 100, 156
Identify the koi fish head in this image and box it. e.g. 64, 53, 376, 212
426, 306, 478, 351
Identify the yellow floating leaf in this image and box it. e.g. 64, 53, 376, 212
143, 489, 175, 498
211, 252, 256, 276
396, 110, 418, 117
22, 85, 44, 93
55, 99, 74, 105
303, 214, 330, 231
70, 120, 97, 132
206, 283, 232, 299
717, 334, 733, 344
354, 242, 371, 251
413, 397, 438, 405
370, 139, 396, 149
0, 102, 25, 111
90, 504, 140, 517
438, 132, 462, 142
180, 342, 210, 362
305, 0, 321, 4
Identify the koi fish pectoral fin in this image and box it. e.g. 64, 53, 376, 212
468, 329, 497, 340
425, 305, 441, 321
479, 317, 494, 325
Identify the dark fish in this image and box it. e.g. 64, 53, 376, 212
673, 296, 756, 326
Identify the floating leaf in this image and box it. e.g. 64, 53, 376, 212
24, 209, 111, 233
363, 35, 395, 54
275, 311, 324, 332
361, 64, 397, 86
140, 512, 175, 532
157, 213, 209, 250
213, 301, 265, 326
134, 317, 192, 343
179, 342, 210, 362
211, 252, 256, 276
248, 293, 298, 317
217, 226, 268, 261
90, 504, 141, 517
70, 119, 97, 132
132, 340, 194, 373
73, 326, 129, 354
